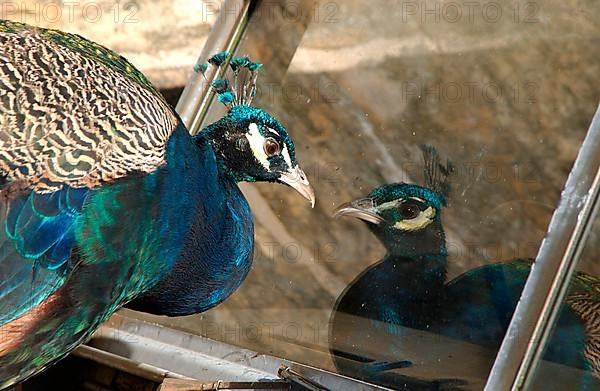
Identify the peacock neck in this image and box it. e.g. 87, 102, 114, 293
126, 125, 254, 316
373, 221, 448, 326
382, 218, 446, 257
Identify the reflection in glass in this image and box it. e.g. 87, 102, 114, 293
330, 147, 599, 389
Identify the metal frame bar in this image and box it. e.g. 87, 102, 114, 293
485, 103, 600, 390
81, 313, 390, 390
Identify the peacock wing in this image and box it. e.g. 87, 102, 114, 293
0, 20, 186, 386
0, 183, 89, 325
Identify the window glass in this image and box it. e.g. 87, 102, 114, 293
122, 1, 600, 388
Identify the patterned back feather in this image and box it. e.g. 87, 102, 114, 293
566, 270, 600, 375
0, 20, 178, 193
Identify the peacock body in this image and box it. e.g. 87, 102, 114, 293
0, 20, 314, 388
331, 147, 599, 389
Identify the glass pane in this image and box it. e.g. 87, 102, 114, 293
529, 218, 600, 390
114, 0, 599, 389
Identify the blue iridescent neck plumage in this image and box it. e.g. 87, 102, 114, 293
127, 124, 254, 315
376, 214, 447, 260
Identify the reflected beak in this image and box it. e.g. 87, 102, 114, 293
333, 198, 384, 224
278, 165, 316, 208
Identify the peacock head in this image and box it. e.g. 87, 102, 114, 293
333, 146, 453, 255
195, 53, 314, 207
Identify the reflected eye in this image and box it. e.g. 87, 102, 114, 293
264, 138, 280, 157
398, 201, 421, 220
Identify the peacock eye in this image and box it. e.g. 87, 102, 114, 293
398, 201, 420, 220
263, 138, 280, 157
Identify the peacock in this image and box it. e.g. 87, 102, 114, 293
330, 146, 600, 390
0, 20, 315, 388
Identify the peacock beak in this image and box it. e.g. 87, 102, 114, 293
278, 165, 316, 208
333, 198, 384, 224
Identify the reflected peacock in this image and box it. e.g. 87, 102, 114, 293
0, 20, 315, 388
331, 146, 599, 389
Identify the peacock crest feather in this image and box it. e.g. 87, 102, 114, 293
419, 144, 454, 205
194, 51, 263, 108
